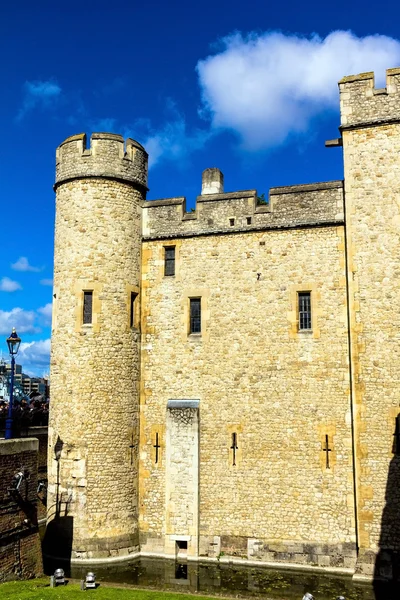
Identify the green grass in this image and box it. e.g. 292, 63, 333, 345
0, 579, 220, 600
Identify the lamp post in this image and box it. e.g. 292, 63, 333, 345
5, 328, 21, 440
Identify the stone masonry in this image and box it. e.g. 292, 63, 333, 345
48, 133, 147, 560
48, 67, 400, 579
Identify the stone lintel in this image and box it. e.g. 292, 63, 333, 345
167, 399, 200, 410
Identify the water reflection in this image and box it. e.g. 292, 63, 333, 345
42, 556, 398, 599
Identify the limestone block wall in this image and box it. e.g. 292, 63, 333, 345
48, 133, 147, 560
142, 181, 344, 240
0, 439, 42, 582
340, 68, 400, 127
341, 72, 400, 578
139, 223, 356, 569
56, 133, 148, 188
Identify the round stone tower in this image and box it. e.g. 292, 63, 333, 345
46, 133, 147, 561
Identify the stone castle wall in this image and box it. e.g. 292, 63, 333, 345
48, 133, 146, 560
47, 66, 400, 578
142, 181, 344, 240
139, 223, 356, 569
340, 69, 400, 579
55, 132, 148, 189
340, 68, 400, 127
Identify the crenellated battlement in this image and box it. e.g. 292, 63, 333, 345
142, 180, 344, 239
339, 67, 400, 127
55, 132, 148, 189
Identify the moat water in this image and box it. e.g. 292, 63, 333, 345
42, 555, 399, 600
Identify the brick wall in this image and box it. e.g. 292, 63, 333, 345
0, 438, 43, 581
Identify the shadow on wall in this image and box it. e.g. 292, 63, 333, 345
373, 414, 400, 599
42, 436, 74, 576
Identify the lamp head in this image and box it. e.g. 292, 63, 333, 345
6, 328, 21, 357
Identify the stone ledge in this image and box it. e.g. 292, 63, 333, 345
340, 116, 400, 131
143, 219, 345, 241
0, 438, 39, 455
144, 197, 185, 208
197, 190, 256, 203
270, 180, 343, 195
339, 72, 374, 84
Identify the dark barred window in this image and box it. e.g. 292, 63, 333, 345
298, 292, 311, 330
164, 246, 176, 276
83, 291, 93, 324
190, 298, 201, 334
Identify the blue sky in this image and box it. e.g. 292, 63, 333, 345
1, 0, 400, 375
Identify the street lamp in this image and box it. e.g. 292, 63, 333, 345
5, 328, 21, 440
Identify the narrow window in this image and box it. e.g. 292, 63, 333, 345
189, 298, 201, 334
247, 217, 252, 225
229, 218, 235, 226
153, 432, 160, 464
322, 434, 332, 469
83, 291, 93, 324
231, 432, 238, 466
164, 246, 176, 276
130, 292, 138, 328
298, 291, 312, 331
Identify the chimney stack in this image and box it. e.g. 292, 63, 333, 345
201, 168, 224, 195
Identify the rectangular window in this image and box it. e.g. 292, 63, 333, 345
164, 246, 176, 276
189, 298, 201, 334
130, 292, 138, 328
298, 291, 312, 331
83, 291, 93, 324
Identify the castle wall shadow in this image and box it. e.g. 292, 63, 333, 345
373, 419, 400, 599
41, 436, 74, 576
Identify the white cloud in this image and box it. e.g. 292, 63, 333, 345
37, 303, 52, 326
40, 278, 53, 286
0, 308, 39, 335
11, 256, 41, 272
18, 339, 51, 375
197, 30, 400, 149
16, 79, 61, 122
0, 277, 22, 292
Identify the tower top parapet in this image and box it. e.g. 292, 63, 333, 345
55, 132, 148, 190
339, 67, 400, 128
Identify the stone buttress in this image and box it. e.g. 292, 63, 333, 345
46, 133, 147, 560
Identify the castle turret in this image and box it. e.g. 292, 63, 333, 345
46, 132, 147, 561
340, 68, 400, 578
